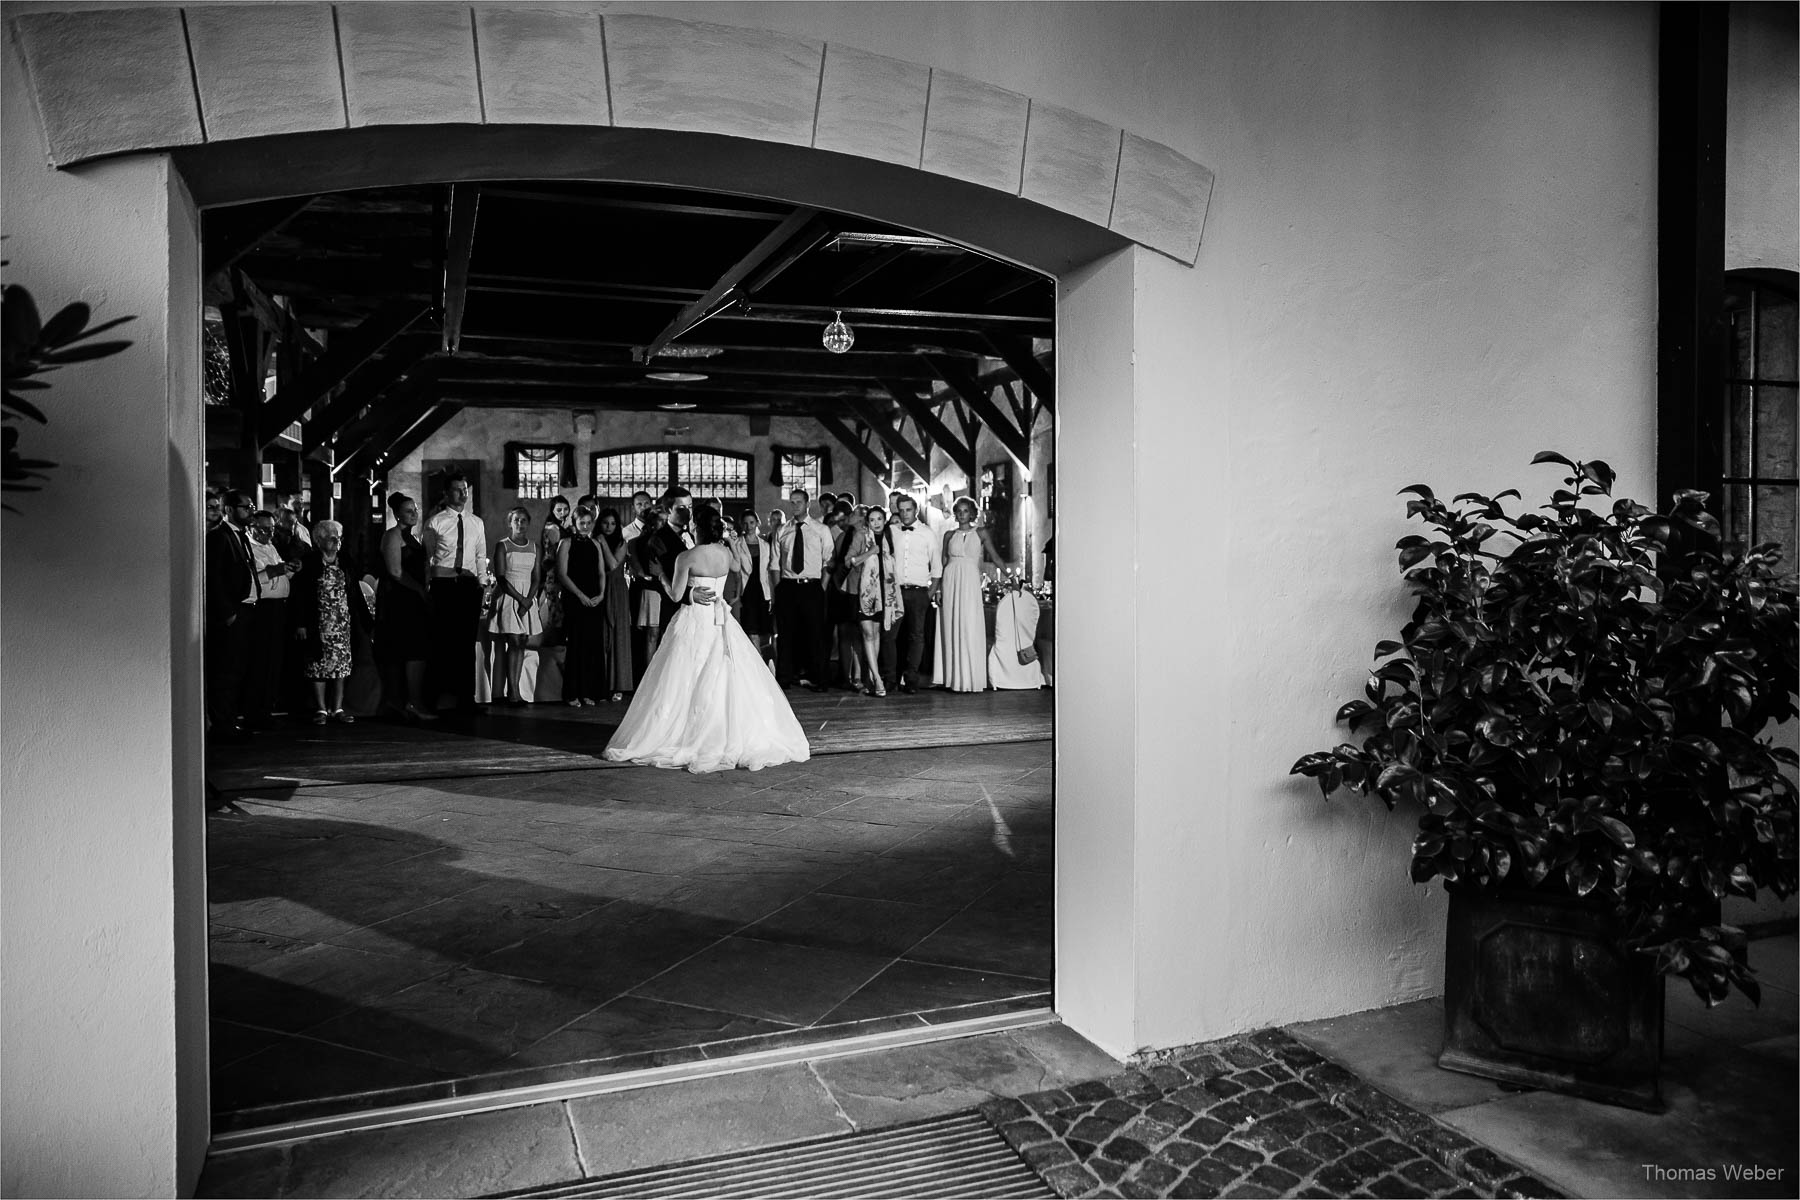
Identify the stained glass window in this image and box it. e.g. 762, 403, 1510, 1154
677, 451, 750, 504
782, 451, 823, 501
514, 447, 561, 500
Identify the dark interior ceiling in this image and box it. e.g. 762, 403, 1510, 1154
203, 180, 1053, 477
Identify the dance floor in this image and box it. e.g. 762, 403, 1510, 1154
204, 689, 1054, 1129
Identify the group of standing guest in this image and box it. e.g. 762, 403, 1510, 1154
205, 472, 1033, 738
205, 486, 372, 737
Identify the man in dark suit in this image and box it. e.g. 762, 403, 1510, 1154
205, 489, 261, 740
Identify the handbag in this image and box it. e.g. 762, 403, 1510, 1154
1017, 645, 1039, 666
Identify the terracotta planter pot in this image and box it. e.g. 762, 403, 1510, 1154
1439, 887, 1665, 1111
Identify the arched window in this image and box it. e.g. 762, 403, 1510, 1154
1721, 270, 1797, 569
590, 447, 753, 518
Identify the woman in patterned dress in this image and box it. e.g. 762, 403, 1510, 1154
291, 520, 372, 724
847, 505, 902, 697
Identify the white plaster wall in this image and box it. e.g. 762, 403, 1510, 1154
1726, 2, 1799, 273
1, 33, 203, 1194
391, 408, 866, 530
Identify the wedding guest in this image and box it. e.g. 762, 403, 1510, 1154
556, 506, 605, 706
827, 503, 865, 690
847, 505, 901, 696
934, 498, 1003, 692
733, 512, 776, 666
377, 492, 434, 721
595, 508, 634, 702
244, 509, 300, 728
620, 490, 655, 672
772, 487, 834, 690
538, 517, 564, 645
887, 494, 942, 693
205, 485, 223, 531
291, 520, 372, 724
205, 489, 262, 740
422, 473, 486, 713
488, 506, 543, 704
630, 505, 670, 668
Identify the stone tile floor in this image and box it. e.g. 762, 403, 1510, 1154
207, 740, 1052, 1125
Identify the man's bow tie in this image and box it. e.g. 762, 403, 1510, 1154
900, 524, 915, 531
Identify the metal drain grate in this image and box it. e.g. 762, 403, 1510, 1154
501, 1112, 1055, 1199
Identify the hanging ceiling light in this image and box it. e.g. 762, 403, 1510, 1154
822, 310, 855, 354
646, 371, 709, 382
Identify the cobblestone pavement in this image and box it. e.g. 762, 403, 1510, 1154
980, 1028, 1563, 1199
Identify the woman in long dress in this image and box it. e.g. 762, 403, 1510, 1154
604, 507, 810, 773
557, 507, 605, 706
933, 498, 1004, 692
847, 505, 902, 697
291, 520, 372, 723
595, 508, 635, 702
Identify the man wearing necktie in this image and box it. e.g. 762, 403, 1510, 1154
422, 473, 488, 714
204, 489, 262, 739
886, 495, 943, 693
772, 488, 835, 691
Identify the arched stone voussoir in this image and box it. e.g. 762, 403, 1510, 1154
8, 3, 1215, 265
604, 13, 822, 150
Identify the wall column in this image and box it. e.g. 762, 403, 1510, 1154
1, 38, 208, 1194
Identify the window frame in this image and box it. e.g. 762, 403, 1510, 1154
588, 445, 755, 511
510, 443, 566, 501
1719, 269, 1798, 558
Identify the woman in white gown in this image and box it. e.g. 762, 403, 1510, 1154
603, 507, 811, 773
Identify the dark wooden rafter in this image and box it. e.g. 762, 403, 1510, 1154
260, 299, 431, 445
912, 253, 983, 301
376, 403, 465, 474
832, 245, 910, 297
840, 395, 932, 480
441, 184, 480, 354
881, 378, 976, 480
740, 216, 837, 298
814, 412, 891, 480
218, 302, 265, 408
225, 268, 326, 357
642, 207, 821, 360
332, 380, 438, 479
300, 338, 438, 454
203, 196, 315, 280
984, 334, 1054, 412
951, 395, 981, 452
924, 354, 1032, 465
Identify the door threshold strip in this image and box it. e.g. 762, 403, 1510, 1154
209, 1006, 1058, 1155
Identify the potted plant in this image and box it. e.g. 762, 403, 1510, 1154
1292, 452, 1797, 1110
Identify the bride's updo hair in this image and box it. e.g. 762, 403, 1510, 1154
692, 505, 726, 545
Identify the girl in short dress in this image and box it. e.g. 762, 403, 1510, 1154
489, 506, 543, 704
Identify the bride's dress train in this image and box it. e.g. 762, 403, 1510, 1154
603, 575, 810, 773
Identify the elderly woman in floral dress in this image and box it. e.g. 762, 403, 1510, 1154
290, 519, 373, 724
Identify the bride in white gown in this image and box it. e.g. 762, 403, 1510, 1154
603, 507, 811, 773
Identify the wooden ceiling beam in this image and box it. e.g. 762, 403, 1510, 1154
203, 196, 315, 280
741, 216, 837, 297
983, 334, 1054, 411
911, 253, 984, 301
841, 395, 932, 481
260, 299, 431, 446
882, 377, 976, 481
224, 268, 327, 357
301, 338, 438, 454
441, 184, 480, 354
643, 206, 820, 360
814, 412, 891, 481
332, 381, 437, 479
375, 403, 464, 475
925, 354, 1031, 466
831, 245, 911, 298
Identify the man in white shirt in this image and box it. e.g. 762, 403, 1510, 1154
772, 487, 837, 690
245, 509, 300, 727
421, 473, 488, 713
887, 494, 943, 692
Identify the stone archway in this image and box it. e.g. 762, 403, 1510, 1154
4, 8, 1182, 1188
11, 6, 1213, 264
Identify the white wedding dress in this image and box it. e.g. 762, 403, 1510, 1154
602, 575, 811, 773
